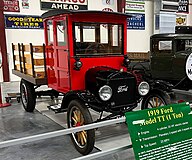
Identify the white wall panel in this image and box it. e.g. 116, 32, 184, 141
127, 0, 154, 52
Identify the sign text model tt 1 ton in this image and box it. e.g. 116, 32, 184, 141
13, 10, 173, 155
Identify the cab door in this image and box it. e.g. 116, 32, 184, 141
150, 39, 173, 80
53, 18, 70, 92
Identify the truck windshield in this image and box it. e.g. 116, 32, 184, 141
73, 22, 123, 56
176, 39, 192, 52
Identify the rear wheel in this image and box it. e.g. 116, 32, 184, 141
20, 79, 36, 112
67, 100, 95, 155
141, 91, 171, 109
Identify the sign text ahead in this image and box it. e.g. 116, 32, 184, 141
4, 15, 44, 29
40, 0, 88, 10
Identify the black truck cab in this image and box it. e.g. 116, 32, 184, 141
150, 33, 192, 89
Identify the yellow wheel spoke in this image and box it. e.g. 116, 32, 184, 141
152, 98, 155, 107
81, 131, 87, 144
77, 110, 81, 122
77, 133, 80, 142
80, 133, 84, 145
73, 111, 78, 121
83, 130, 87, 137
72, 117, 77, 124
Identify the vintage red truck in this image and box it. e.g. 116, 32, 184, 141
12, 10, 173, 155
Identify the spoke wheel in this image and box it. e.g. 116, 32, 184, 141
141, 91, 171, 109
20, 79, 36, 112
67, 100, 95, 155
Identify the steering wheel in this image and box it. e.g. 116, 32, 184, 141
85, 43, 105, 54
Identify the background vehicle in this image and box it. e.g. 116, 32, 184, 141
12, 10, 172, 155
150, 33, 192, 90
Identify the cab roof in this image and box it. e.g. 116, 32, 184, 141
42, 9, 129, 19
151, 33, 192, 39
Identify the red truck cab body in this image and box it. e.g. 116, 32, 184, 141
42, 10, 128, 93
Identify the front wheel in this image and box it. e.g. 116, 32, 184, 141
67, 100, 95, 155
141, 90, 171, 110
20, 79, 36, 112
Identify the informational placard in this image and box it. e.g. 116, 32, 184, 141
3, 0, 20, 12
40, 0, 88, 10
4, 15, 44, 29
125, 102, 192, 160
125, 0, 145, 13
127, 13, 145, 30
178, 0, 189, 13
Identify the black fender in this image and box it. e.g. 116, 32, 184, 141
141, 89, 171, 109
61, 91, 91, 109
150, 80, 176, 100
150, 80, 173, 92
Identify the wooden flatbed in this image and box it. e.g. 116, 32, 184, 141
12, 43, 47, 86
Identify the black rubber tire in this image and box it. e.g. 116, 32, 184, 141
20, 79, 36, 112
141, 90, 171, 110
67, 100, 95, 155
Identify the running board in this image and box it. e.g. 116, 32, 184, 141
47, 104, 67, 113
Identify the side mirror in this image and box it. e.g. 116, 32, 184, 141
74, 57, 83, 71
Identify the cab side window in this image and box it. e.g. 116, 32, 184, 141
56, 20, 67, 46
47, 20, 54, 45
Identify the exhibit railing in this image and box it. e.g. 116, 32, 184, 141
0, 116, 132, 160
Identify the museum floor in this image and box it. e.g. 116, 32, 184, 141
0, 81, 134, 160
0, 81, 191, 160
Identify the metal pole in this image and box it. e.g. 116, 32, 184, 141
0, 117, 126, 148
0, 0, 10, 82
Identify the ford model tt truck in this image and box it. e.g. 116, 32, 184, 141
12, 10, 173, 155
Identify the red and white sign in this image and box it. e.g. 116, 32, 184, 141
4, 0, 20, 12
40, 0, 88, 10
41, 0, 87, 5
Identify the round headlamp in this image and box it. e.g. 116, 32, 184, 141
138, 82, 150, 96
99, 85, 112, 101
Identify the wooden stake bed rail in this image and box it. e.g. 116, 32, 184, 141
12, 43, 47, 85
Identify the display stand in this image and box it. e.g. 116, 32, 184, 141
0, 83, 11, 108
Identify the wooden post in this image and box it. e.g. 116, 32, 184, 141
0, 0, 10, 82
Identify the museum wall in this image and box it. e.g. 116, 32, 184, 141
1, 0, 192, 81
3, 0, 117, 81
126, 0, 153, 52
